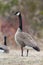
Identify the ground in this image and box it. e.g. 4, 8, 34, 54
0, 49, 43, 65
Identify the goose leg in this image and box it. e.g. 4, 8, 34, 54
26, 49, 28, 56
21, 46, 23, 56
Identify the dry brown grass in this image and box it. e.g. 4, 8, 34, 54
0, 49, 43, 65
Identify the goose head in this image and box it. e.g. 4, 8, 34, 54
14, 11, 21, 16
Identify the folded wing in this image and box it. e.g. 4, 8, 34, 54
17, 32, 40, 51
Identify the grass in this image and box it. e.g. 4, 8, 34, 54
0, 49, 43, 65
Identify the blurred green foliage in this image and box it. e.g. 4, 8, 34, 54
11, 0, 18, 6
21, 0, 36, 13
28, 1, 36, 12
0, 0, 18, 15
32, 21, 43, 30
40, 11, 43, 15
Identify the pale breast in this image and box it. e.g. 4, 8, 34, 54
15, 31, 20, 46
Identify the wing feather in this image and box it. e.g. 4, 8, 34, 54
17, 32, 37, 47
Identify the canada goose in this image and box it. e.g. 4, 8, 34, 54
0, 36, 9, 53
14, 11, 40, 56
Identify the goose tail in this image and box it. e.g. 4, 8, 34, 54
33, 46, 40, 51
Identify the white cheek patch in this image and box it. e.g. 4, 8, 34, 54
0, 50, 4, 53
16, 12, 20, 16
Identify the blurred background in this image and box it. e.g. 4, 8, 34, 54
0, 0, 43, 49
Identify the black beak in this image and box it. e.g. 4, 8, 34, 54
12, 11, 20, 15
14, 13, 16, 15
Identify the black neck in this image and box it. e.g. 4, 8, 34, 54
4, 36, 7, 46
18, 14, 22, 31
